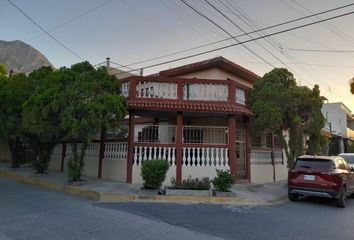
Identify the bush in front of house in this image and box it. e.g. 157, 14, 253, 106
171, 176, 211, 190
141, 159, 169, 189
212, 169, 235, 192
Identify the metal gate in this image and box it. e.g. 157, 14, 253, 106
236, 128, 247, 179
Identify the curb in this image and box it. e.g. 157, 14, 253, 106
0, 168, 283, 205
0, 169, 100, 201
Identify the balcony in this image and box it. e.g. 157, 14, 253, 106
121, 76, 252, 115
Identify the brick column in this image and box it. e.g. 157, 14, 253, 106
176, 112, 183, 184
98, 128, 106, 178
60, 143, 66, 172
244, 116, 252, 182
126, 110, 135, 183
228, 114, 236, 177
271, 133, 275, 182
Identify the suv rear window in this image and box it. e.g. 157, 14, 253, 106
294, 159, 333, 170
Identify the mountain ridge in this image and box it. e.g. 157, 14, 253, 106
0, 40, 53, 73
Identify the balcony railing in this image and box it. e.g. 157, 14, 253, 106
121, 77, 249, 105
182, 126, 228, 144
134, 124, 229, 145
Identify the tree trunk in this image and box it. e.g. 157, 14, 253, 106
68, 140, 88, 182
8, 136, 23, 168
36, 142, 55, 174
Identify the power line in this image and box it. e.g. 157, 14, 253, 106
119, 0, 180, 41
208, 0, 295, 70
120, 2, 354, 68
159, 0, 250, 64
118, 9, 354, 74
27, 0, 114, 42
222, 0, 321, 88
291, 0, 354, 45
110, 61, 134, 70
283, 47, 354, 53
158, 0, 209, 41
180, 0, 275, 68
7, 0, 86, 61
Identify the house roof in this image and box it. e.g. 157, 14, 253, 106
156, 56, 261, 83
107, 66, 136, 80
128, 99, 254, 116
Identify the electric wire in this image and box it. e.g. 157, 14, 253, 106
180, 0, 274, 68
27, 0, 114, 42
7, 0, 86, 61
114, 9, 354, 75
292, 0, 354, 45
222, 0, 318, 87
118, 2, 354, 68
284, 47, 354, 53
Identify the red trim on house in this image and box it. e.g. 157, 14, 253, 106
228, 115, 236, 176
181, 143, 228, 148
134, 143, 177, 148
128, 99, 253, 115
126, 110, 135, 183
176, 112, 183, 184
120, 117, 154, 125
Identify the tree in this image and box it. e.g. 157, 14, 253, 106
58, 62, 127, 181
302, 85, 325, 155
22, 66, 65, 173
249, 68, 324, 166
0, 72, 33, 167
0, 64, 7, 76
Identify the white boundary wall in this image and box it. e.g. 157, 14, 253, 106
49, 142, 128, 182
250, 148, 288, 184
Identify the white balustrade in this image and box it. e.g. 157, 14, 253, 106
50, 144, 63, 162
63, 143, 99, 161
136, 81, 177, 99
121, 81, 130, 97
183, 83, 228, 101
84, 143, 100, 160
250, 149, 272, 165
133, 146, 176, 166
274, 151, 284, 164
104, 142, 128, 161
182, 147, 229, 167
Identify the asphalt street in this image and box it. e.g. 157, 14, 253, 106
1, 176, 354, 240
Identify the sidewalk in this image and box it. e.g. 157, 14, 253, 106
0, 161, 288, 205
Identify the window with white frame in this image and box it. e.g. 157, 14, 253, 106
235, 88, 246, 105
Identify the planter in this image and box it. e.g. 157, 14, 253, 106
212, 190, 236, 198
69, 181, 85, 186
165, 188, 213, 197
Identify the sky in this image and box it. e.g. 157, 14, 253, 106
1, 0, 354, 112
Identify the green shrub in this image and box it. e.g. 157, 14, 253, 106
141, 159, 169, 189
67, 155, 84, 182
212, 169, 235, 192
171, 175, 211, 190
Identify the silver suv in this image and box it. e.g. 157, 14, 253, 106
338, 153, 354, 169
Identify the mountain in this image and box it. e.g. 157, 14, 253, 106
0, 40, 53, 73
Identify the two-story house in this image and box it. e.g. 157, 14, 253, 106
49, 57, 288, 185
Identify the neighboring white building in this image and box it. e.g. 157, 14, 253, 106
322, 102, 354, 154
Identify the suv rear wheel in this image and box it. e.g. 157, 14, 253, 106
288, 192, 298, 201
335, 187, 346, 208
